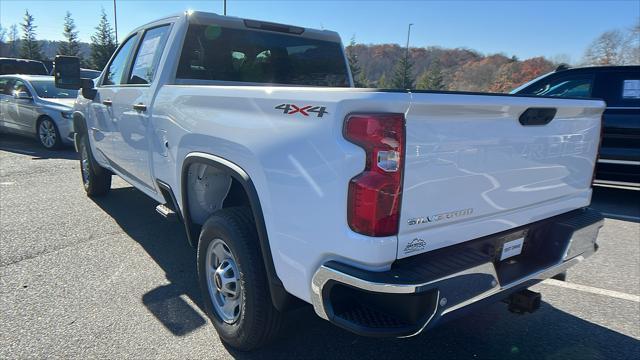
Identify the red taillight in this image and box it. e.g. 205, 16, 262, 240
344, 113, 405, 236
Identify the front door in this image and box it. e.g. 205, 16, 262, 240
109, 24, 171, 190
93, 33, 139, 173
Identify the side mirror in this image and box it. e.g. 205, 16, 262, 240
54, 55, 97, 100
13, 91, 32, 100
54, 55, 81, 90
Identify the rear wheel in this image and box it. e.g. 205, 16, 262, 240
197, 207, 283, 351
78, 132, 111, 196
37, 117, 62, 149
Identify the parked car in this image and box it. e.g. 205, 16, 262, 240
0, 58, 49, 76
513, 65, 640, 186
0, 75, 76, 148
55, 11, 605, 350
80, 68, 102, 79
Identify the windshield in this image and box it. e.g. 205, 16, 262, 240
30, 80, 78, 99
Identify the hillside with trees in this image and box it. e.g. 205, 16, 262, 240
0, 11, 637, 92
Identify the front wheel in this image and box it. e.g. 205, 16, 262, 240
78, 132, 111, 196
37, 117, 62, 149
197, 207, 283, 351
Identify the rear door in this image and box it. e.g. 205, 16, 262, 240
397, 93, 605, 258
591, 71, 640, 183
109, 24, 171, 190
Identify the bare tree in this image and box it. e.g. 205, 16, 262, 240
621, 21, 640, 65
583, 30, 624, 65
9, 24, 19, 57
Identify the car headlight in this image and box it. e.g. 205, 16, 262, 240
61, 111, 73, 119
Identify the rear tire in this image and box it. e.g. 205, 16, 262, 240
197, 207, 283, 351
78, 132, 111, 196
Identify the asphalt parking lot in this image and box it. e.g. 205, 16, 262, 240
1, 134, 639, 359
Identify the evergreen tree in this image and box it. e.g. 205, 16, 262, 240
377, 73, 388, 88
58, 12, 80, 57
90, 9, 117, 70
346, 36, 364, 87
390, 53, 414, 89
20, 10, 43, 60
416, 65, 445, 90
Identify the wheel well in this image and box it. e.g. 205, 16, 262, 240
35, 115, 52, 131
180, 155, 303, 312
183, 162, 250, 227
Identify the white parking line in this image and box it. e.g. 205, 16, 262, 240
542, 279, 640, 303
599, 212, 640, 222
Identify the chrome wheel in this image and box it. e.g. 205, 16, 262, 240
80, 143, 90, 186
206, 238, 242, 324
38, 119, 57, 148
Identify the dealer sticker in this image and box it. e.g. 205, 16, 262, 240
500, 237, 524, 261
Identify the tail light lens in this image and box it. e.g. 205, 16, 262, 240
344, 113, 405, 236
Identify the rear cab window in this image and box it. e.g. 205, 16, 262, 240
176, 23, 349, 87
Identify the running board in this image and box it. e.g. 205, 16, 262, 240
155, 204, 178, 221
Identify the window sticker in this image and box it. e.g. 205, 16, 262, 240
622, 79, 640, 99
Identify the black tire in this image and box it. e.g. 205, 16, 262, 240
37, 117, 62, 149
197, 207, 283, 351
77, 132, 111, 196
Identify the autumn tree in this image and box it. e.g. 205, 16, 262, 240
20, 10, 43, 60
90, 9, 117, 70
58, 12, 80, 57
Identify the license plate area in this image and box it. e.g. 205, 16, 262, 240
492, 230, 528, 261
500, 237, 525, 261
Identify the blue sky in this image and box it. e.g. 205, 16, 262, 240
1, 0, 638, 63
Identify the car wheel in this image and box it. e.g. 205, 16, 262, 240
37, 117, 62, 149
78, 132, 111, 196
197, 207, 283, 351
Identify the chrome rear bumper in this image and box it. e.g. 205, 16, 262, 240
310, 208, 604, 337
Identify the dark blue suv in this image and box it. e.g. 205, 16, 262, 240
514, 65, 640, 186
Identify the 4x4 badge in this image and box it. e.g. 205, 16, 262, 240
275, 104, 328, 117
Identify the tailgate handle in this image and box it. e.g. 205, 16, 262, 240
519, 108, 557, 126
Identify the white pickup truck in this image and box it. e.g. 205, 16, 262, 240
55, 11, 605, 350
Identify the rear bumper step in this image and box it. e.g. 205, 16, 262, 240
310, 208, 604, 337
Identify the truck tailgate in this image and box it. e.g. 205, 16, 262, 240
397, 93, 605, 259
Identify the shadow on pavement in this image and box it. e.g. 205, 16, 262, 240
591, 186, 640, 223
90, 186, 207, 337
0, 134, 78, 160
91, 185, 640, 359
228, 301, 639, 360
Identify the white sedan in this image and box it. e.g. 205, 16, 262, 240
0, 75, 77, 149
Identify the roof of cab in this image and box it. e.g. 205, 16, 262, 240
127, 11, 342, 43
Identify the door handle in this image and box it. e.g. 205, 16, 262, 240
133, 103, 147, 112
102, 99, 112, 106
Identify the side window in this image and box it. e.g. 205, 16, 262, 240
103, 35, 138, 86
13, 80, 31, 96
0, 78, 13, 95
524, 75, 593, 98
593, 73, 640, 107
128, 25, 170, 85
